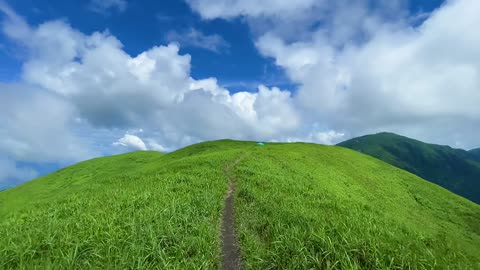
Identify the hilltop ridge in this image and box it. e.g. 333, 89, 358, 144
1, 140, 479, 269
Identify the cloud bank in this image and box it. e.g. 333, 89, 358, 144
1, 0, 480, 186
0, 157, 38, 189
188, 0, 480, 148
0, 2, 316, 185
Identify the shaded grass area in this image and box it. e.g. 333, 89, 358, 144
234, 143, 480, 269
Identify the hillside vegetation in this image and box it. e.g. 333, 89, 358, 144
338, 132, 480, 204
470, 148, 480, 162
1, 140, 479, 269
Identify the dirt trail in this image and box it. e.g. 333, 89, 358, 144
221, 157, 243, 270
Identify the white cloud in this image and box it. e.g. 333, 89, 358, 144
113, 134, 147, 150
0, 83, 94, 162
0, 158, 38, 189
113, 134, 170, 152
187, 0, 407, 42
166, 28, 230, 53
311, 131, 345, 145
2, 0, 480, 189
281, 130, 345, 145
2, 18, 192, 128
145, 139, 169, 152
250, 85, 300, 136
188, 0, 480, 149
186, 0, 318, 19
89, 0, 127, 14
0, 4, 307, 165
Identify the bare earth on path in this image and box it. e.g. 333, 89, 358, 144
221, 157, 243, 270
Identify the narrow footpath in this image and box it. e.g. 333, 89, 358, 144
221, 157, 243, 270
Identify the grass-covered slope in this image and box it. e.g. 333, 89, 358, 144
234, 144, 479, 269
1, 140, 479, 269
470, 148, 480, 162
338, 132, 480, 204
0, 143, 245, 269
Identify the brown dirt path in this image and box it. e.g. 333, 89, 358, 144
221, 157, 243, 270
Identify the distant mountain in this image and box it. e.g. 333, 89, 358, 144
338, 132, 480, 204
470, 148, 480, 162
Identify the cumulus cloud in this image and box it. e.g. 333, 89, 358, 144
188, 0, 480, 149
1, 14, 193, 128
298, 130, 345, 145
2, 0, 480, 189
113, 132, 171, 152
166, 28, 230, 53
145, 139, 169, 152
187, 0, 407, 41
0, 83, 94, 162
0, 3, 307, 169
113, 134, 148, 150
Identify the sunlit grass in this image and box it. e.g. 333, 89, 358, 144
0, 142, 245, 269
0, 140, 479, 269
234, 143, 480, 269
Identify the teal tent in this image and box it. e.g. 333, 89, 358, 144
257, 142, 265, 146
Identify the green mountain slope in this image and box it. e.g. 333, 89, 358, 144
338, 132, 480, 204
470, 148, 480, 162
1, 140, 479, 269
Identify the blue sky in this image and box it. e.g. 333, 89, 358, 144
1, 0, 480, 189
0, 0, 446, 89
0, 0, 292, 91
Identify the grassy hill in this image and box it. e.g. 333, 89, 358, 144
1, 140, 479, 269
338, 132, 480, 204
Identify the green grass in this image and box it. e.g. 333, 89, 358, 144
0, 141, 247, 269
338, 132, 480, 204
1, 140, 479, 269
234, 143, 480, 269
